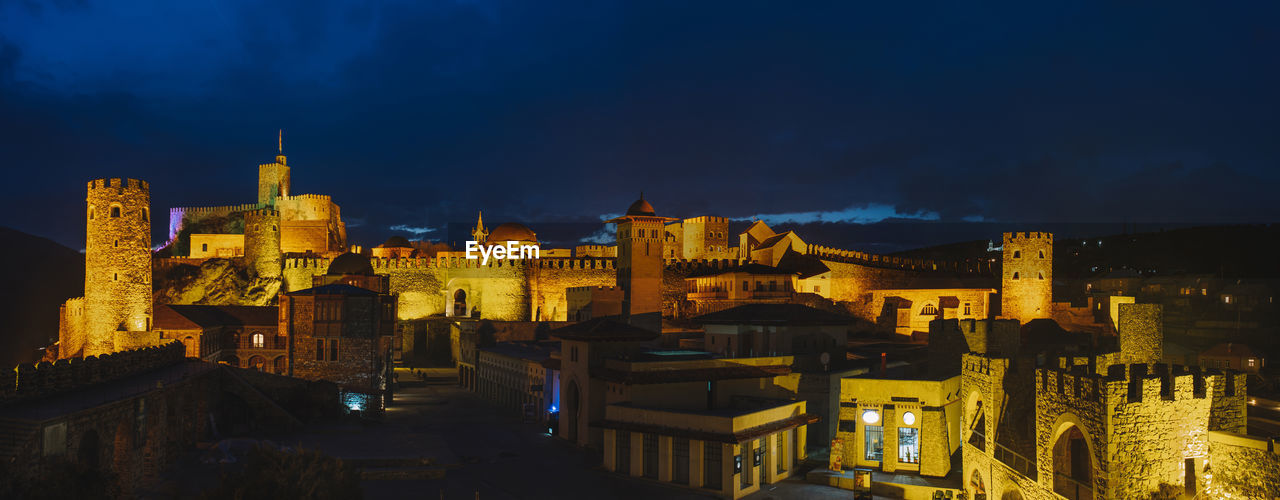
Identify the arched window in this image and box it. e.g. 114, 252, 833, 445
920, 304, 938, 315
1012, 272, 1020, 280
1039, 250, 1045, 258
1013, 250, 1021, 258
88, 207, 95, 220
110, 206, 121, 218
252, 332, 264, 348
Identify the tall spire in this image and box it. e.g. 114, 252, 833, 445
472, 210, 489, 244
278, 129, 283, 153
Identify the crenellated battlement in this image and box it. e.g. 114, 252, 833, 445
283, 255, 620, 271
88, 178, 149, 192
1002, 231, 1053, 242
243, 207, 280, 218
1, 341, 184, 403
806, 244, 992, 273
279, 193, 331, 203
168, 204, 259, 217
1037, 362, 1230, 405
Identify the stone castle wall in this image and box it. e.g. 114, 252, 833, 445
58, 297, 87, 359
167, 203, 258, 242
1207, 432, 1280, 498
1, 341, 184, 403
85, 178, 155, 357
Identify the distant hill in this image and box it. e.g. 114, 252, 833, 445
0, 227, 83, 367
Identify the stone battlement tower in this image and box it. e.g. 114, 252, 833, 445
84, 178, 156, 356
606, 194, 677, 332
1001, 231, 1052, 324
258, 130, 291, 208
243, 207, 282, 278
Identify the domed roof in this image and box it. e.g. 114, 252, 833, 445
381, 236, 412, 248
625, 197, 656, 217
488, 222, 537, 243
327, 252, 375, 276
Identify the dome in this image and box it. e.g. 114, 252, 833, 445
488, 222, 537, 243
625, 197, 656, 217
381, 236, 413, 248
327, 252, 375, 275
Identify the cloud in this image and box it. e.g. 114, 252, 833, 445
732, 204, 940, 226
389, 224, 435, 235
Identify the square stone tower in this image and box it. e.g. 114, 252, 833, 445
606, 195, 676, 332
1001, 232, 1053, 324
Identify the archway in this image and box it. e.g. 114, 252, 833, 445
273, 355, 287, 374
564, 379, 581, 442
453, 289, 467, 317
78, 429, 100, 468
969, 468, 987, 500
1001, 487, 1025, 500
248, 355, 266, 371
181, 336, 196, 357
1051, 424, 1094, 500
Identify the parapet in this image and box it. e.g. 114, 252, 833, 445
1, 341, 185, 403
1002, 232, 1053, 242
682, 216, 728, 225
805, 243, 993, 274
88, 178, 149, 192
1040, 362, 1231, 406
243, 207, 281, 219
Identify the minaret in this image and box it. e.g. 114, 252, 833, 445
84, 178, 157, 355
258, 130, 291, 207
472, 211, 489, 245
605, 193, 676, 332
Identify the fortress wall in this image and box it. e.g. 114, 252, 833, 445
1208, 432, 1280, 499
280, 220, 329, 253
532, 261, 615, 321
2, 341, 184, 403
277, 194, 333, 221
167, 204, 258, 242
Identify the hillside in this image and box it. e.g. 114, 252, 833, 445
0, 227, 84, 367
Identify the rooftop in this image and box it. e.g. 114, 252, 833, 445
286, 283, 379, 297
549, 317, 660, 342
692, 303, 853, 326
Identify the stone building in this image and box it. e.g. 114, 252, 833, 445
280, 256, 396, 410
153, 304, 278, 368
959, 304, 1280, 499
58, 178, 161, 359
475, 341, 560, 419
607, 195, 678, 332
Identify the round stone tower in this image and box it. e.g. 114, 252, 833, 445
243, 207, 282, 278
1000, 231, 1053, 324
84, 178, 154, 356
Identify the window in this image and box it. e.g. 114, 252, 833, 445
743, 280, 749, 291
1038, 272, 1045, 280
329, 339, 339, 361
114, 239, 119, 248
814, 286, 821, 293
252, 333, 264, 348
964, 302, 972, 315
1038, 250, 1045, 258
110, 206, 121, 218
202, 243, 208, 252
88, 207, 95, 220
838, 419, 855, 433
1248, 358, 1256, 367
920, 304, 938, 315
898, 428, 919, 464
1012, 272, 1020, 280
315, 339, 325, 361
142, 208, 149, 222
864, 426, 883, 461
1013, 250, 1021, 258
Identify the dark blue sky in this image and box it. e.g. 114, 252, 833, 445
2, 1, 1277, 251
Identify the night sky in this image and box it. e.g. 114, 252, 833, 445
2, 1, 1278, 251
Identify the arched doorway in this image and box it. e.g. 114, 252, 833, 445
1001, 487, 1025, 500
78, 429, 100, 468
182, 336, 196, 357
969, 469, 987, 500
1052, 424, 1093, 500
453, 289, 467, 317
273, 356, 287, 374
565, 380, 580, 442
248, 356, 266, 371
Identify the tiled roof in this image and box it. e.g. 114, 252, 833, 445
285, 283, 379, 296
692, 303, 853, 326
592, 364, 791, 384
549, 317, 659, 342
156, 304, 277, 329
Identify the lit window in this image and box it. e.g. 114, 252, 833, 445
1223, 296, 1232, 304
1248, 359, 1256, 367
252, 333, 264, 348
864, 425, 883, 461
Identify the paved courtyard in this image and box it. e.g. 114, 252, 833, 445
276, 367, 860, 499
